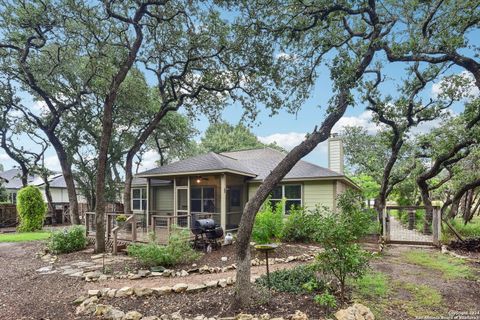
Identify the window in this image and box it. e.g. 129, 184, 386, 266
269, 184, 302, 214
10, 192, 17, 204
191, 186, 215, 213
132, 188, 147, 210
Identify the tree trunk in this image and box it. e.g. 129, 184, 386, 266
123, 153, 134, 215
43, 176, 55, 223
48, 133, 80, 224
234, 90, 353, 307
418, 179, 433, 234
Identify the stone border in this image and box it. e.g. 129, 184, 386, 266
441, 245, 480, 263
82, 253, 317, 282
75, 294, 310, 320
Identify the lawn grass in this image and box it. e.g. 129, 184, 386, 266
351, 271, 390, 300
0, 231, 51, 243
403, 250, 473, 279
399, 282, 444, 318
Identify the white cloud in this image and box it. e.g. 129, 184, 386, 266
431, 71, 479, 99
332, 110, 380, 134
0, 153, 9, 161
258, 132, 307, 151
136, 149, 159, 173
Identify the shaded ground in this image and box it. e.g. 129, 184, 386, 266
0, 241, 478, 320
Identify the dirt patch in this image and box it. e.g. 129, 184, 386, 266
102, 286, 326, 319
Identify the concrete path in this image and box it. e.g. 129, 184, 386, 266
389, 215, 432, 243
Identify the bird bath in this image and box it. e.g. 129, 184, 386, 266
254, 243, 278, 288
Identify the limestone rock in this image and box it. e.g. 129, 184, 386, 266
153, 286, 173, 295
88, 289, 100, 297
73, 295, 87, 305
106, 289, 117, 298
180, 269, 189, 277
173, 283, 188, 293
171, 311, 183, 320
94, 304, 112, 316
138, 269, 151, 277
290, 310, 308, 320
116, 286, 134, 297
218, 279, 227, 288
105, 308, 125, 320
226, 277, 235, 285
142, 317, 161, 320
334, 303, 374, 320
134, 287, 154, 297
187, 283, 207, 292
221, 256, 228, 262
235, 314, 254, 320
125, 310, 143, 320
75, 296, 98, 315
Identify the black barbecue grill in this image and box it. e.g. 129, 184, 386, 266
191, 218, 224, 251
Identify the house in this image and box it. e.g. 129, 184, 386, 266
132, 136, 358, 234
0, 169, 86, 220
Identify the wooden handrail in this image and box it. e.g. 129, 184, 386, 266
112, 214, 136, 255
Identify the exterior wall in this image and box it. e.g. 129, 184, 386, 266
303, 180, 335, 210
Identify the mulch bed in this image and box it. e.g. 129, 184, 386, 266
102, 286, 327, 319
176, 242, 321, 270
447, 237, 480, 259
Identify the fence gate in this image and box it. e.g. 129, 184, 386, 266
383, 205, 441, 246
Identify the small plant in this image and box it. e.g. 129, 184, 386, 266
16, 186, 47, 232
115, 214, 127, 223
127, 227, 200, 267
315, 191, 371, 301
48, 225, 88, 254
252, 198, 284, 244
314, 291, 337, 312
255, 264, 324, 294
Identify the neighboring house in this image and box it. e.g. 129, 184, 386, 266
0, 168, 86, 206
132, 136, 359, 233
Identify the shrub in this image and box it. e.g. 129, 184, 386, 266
315, 191, 371, 300
17, 186, 46, 232
282, 206, 323, 242
449, 218, 480, 238
48, 225, 87, 254
252, 199, 284, 244
314, 291, 337, 311
115, 214, 127, 223
127, 228, 200, 267
255, 264, 324, 294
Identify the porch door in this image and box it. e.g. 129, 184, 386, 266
176, 187, 189, 228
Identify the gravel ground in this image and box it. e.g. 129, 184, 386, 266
0, 241, 86, 320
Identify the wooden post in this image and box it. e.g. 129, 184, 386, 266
146, 178, 150, 230
113, 231, 117, 255
382, 208, 387, 241
85, 213, 89, 236
132, 214, 137, 242
432, 207, 441, 246
408, 209, 415, 230
220, 173, 227, 232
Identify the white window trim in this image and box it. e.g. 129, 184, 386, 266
270, 184, 303, 214
132, 188, 147, 211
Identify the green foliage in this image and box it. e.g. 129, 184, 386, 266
0, 180, 8, 202
16, 186, 46, 232
315, 191, 371, 299
48, 226, 87, 254
351, 272, 390, 300
350, 174, 380, 200
199, 121, 285, 153
255, 264, 324, 294
127, 228, 200, 267
449, 217, 480, 238
314, 291, 337, 310
0, 231, 50, 243
252, 199, 284, 244
282, 206, 323, 242
115, 214, 127, 223
402, 250, 473, 280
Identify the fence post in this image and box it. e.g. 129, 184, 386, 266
382, 208, 387, 241
432, 207, 441, 246
132, 214, 137, 242
113, 231, 117, 255
85, 213, 89, 236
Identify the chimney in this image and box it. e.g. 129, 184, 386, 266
328, 134, 344, 174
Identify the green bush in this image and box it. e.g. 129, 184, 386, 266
314, 291, 337, 310
315, 191, 371, 300
255, 264, 324, 294
127, 228, 200, 267
48, 225, 87, 254
449, 218, 480, 238
252, 199, 284, 244
17, 186, 46, 232
282, 206, 324, 242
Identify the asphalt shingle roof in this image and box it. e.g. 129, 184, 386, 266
0, 169, 36, 189
137, 152, 257, 177
222, 148, 343, 181
137, 148, 344, 181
